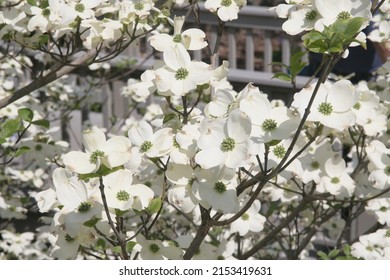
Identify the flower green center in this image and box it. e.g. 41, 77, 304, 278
353, 102, 361, 110
134, 2, 144, 11
318, 102, 333, 116
386, 229, 390, 238
78, 201, 92, 213
241, 213, 250, 221
273, 145, 286, 159
261, 119, 278, 132
161, 8, 170, 17
149, 243, 160, 253
311, 161, 320, 169
305, 10, 317, 20
42, 8, 51, 17
380, 206, 387, 212
89, 150, 106, 164
173, 34, 182, 43
65, 234, 75, 242
330, 177, 340, 184
168, 240, 179, 247
74, 3, 85, 13
116, 190, 131, 201
366, 245, 373, 252
175, 68, 189, 80
220, 137, 235, 152
385, 166, 390, 176
214, 181, 227, 193
221, 0, 232, 7
337, 11, 351, 20
140, 141, 153, 152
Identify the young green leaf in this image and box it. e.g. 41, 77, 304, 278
83, 216, 101, 227
148, 197, 162, 214
96, 238, 106, 249
14, 146, 31, 157
0, 119, 21, 138
18, 108, 34, 122
126, 241, 137, 252
272, 72, 292, 82
31, 119, 50, 129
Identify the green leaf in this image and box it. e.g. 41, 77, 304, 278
112, 246, 122, 254
18, 108, 34, 122
96, 238, 106, 249
290, 51, 307, 78
0, 138, 5, 145
79, 165, 123, 181
27, 0, 37, 6
147, 197, 162, 214
163, 113, 177, 124
272, 72, 292, 82
328, 249, 340, 259
0, 119, 21, 138
331, 17, 366, 40
38, 34, 50, 45
306, 39, 329, 53
83, 216, 100, 227
302, 30, 327, 52
317, 251, 329, 260
14, 146, 31, 157
115, 208, 129, 217
126, 241, 137, 252
31, 119, 50, 129
342, 245, 351, 255
265, 139, 281, 147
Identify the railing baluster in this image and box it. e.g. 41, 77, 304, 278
264, 30, 272, 72
245, 28, 254, 71
281, 35, 291, 72
112, 80, 128, 119
209, 27, 219, 66
228, 27, 237, 69
102, 83, 112, 129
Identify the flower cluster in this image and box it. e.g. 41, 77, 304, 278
273, 0, 372, 35
0, 0, 158, 50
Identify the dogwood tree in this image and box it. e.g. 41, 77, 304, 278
1, 0, 390, 260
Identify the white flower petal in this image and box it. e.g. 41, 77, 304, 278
104, 136, 132, 167
227, 109, 251, 142
128, 121, 153, 146
62, 151, 97, 174
53, 168, 87, 210
195, 147, 225, 169
82, 126, 106, 152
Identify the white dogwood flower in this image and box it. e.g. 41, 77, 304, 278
63, 126, 133, 174
149, 16, 207, 52
317, 155, 355, 197
292, 80, 359, 131
154, 44, 210, 96
229, 200, 266, 236
103, 169, 154, 211
205, 0, 247, 22
128, 120, 173, 158
195, 109, 251, 169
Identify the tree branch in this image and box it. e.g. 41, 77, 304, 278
0, 49, 97, 110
